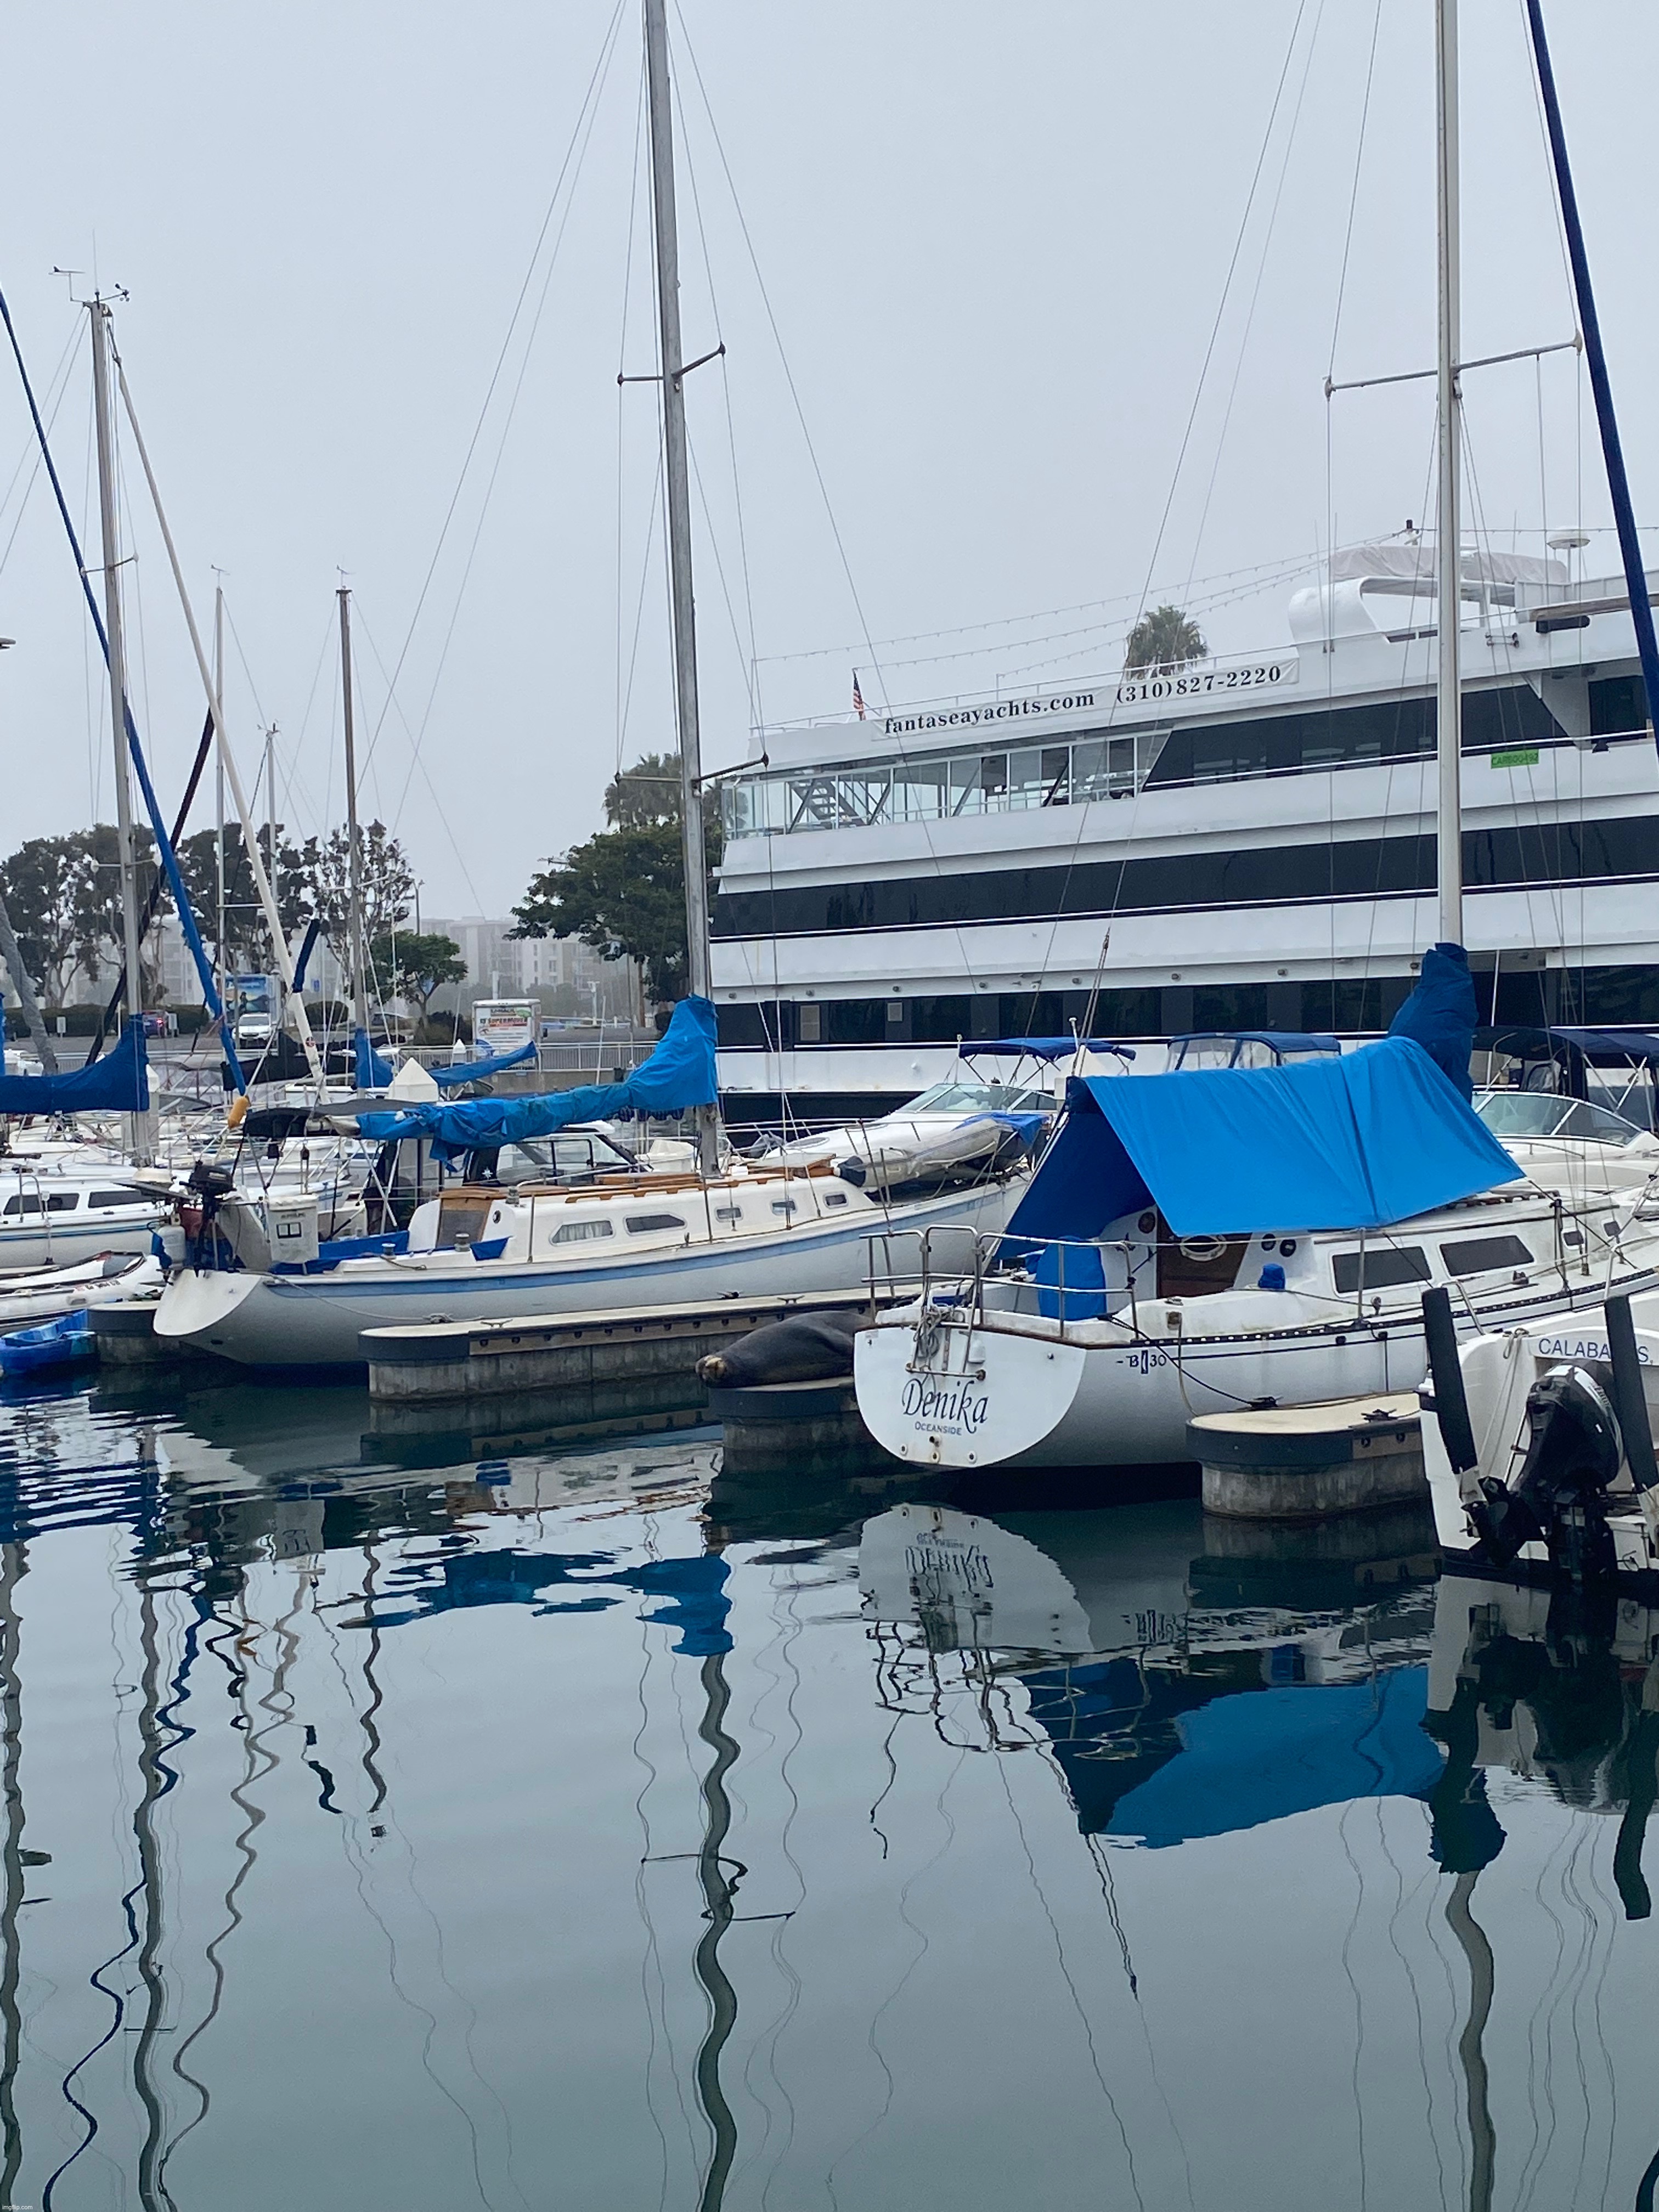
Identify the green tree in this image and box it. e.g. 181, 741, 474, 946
1124, 603, 1207, 675
368, 929, 466, 1023
177, 823, 285, 974
0, 834, 99, 1005
512, 753, 719, 1005
604, 752, 684, 828
511, 823, 717, 1005
73, 825, 166, 1000
281, 820, 414, 947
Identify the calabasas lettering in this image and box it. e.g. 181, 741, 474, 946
1533, 1335, 1652, 1363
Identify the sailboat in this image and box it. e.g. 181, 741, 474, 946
853, 0, 1659, 1475
145, 0, 1029, 1372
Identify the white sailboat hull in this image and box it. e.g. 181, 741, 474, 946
857, 1273, 1659, 1472
153, 1177, 1021, 1368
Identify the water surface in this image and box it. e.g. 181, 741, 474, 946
0, 1374, 1652, 2210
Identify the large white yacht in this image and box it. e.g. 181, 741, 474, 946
712, 543, 1658, 1115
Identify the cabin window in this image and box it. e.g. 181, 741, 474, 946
714, 1205, 742, 1223
1440, 1234, 1534, 1277
797, 1003, 821, 1043
771, 1199, 797, 1216
549, 1218, 614, 1244
2, 1195, 40, 1216
625, 1213, 686, 1235
90, 1189, 143, 1210
1332, 1246, 1431, 1294
824, 1192, 849, 1207
2, 1192, 79, 1216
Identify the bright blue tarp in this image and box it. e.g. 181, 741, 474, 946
431, 1037, 538, 1088
356, 994, 718, 1156
1389, 940, 1477, 1098
1002, 1033, 1520, 1244
0, 1018, 150, 1115
354, 1029, 396, 1090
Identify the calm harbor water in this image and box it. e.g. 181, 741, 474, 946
0, 1376, 1653, 2210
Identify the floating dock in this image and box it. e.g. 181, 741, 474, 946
362, 1288, 894, 1404
1188, 1395, 1426, 1521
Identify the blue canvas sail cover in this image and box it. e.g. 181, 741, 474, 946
431, 1037, 538, 1088
356, 994, 718, 1156
1389, 940, 1477, 1098
1002, 1032, 1519, 1245
0, 1016, 150, 1115
353, 1028, 396, 1090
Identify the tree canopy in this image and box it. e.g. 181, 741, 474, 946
368, 929, 466, 1017
511, 755, 720, 1004
1124, 604, 1207, 675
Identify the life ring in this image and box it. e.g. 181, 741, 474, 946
1178, 1235, 1228, 1265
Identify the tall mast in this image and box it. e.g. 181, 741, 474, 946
88, 296, 151, 1160
644, 0, 719, 1173
265, 726, 278, 972
213, 585, 227, 995
1434, 0, 1464, 945
337, 588, 370, 1038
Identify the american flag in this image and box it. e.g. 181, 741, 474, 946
853, 670, 866, 720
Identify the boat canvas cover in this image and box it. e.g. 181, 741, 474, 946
1002, 1034, 1519, 1244
356, 994, 717, 1156
0, 1017, 149, 1115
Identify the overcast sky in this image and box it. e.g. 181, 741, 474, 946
0, 1, 1652, 919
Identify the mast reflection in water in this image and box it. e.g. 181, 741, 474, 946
1, 1382, 1658, 2207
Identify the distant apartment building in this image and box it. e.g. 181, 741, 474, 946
422, 918, 641, 1020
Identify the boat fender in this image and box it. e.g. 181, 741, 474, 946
696, 1310, 860, 1389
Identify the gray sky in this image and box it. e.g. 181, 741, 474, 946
0, 1, 1652, 919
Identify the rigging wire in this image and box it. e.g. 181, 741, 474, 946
354, 0, 627, 791
669, 2, 885, 692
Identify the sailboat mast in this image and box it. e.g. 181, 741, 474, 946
337, 588, 370, 1037
214, 586, 227, 998
644, 0, 719, 1171
88, 301, 147, 1041
1434, 0, 1464, 945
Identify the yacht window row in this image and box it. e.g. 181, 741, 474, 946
722, 677, 1639, 841
713, 809, 1659, 940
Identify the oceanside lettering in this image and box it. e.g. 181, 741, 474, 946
883, 693, 1094, 737
901, 1374, 990, 1434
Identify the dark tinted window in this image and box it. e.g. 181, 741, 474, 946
625, 1213, 686, 1235
90, 1188, 144, 1209
1333, 1246, 1431, 1294
712, 810, 1659, 940
1, 1196, 40, 1216
1440, 1234, 1534, 1277
1590, 674, 1646, 737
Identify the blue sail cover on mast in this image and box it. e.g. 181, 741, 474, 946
1003, 1034, 1518, 1245
0, 1017, 150, 1114
356, 995, 717, 1156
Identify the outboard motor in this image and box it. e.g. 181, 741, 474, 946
1470, 1364, 1623, 1582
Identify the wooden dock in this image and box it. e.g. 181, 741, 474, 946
362, 1287, 894, 1404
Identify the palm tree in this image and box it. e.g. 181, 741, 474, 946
1124, 603, 1207, 675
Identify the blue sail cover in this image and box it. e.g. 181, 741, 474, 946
357, 994, 718, 1155
0, 1017, 149, 1115
354, 1029, 396, 1090
1389, 940, 1477, 1098
1003, 1033, 1519, 1244
431, 1037, 539, 1088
